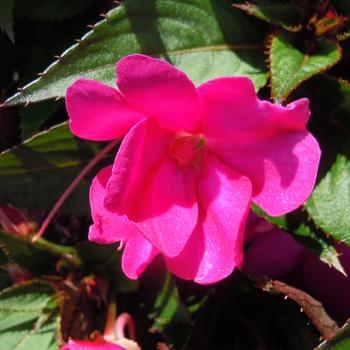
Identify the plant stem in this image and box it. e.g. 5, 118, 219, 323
36, 237, 76, 257
104, 302, 117, 341
32, 139, 119, 242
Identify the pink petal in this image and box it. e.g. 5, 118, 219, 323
89, 165, 136, 244
165, 152, 252, 284
197, 77, 320, 215
243, 228, 304, 278
104, 118, 171, 213
122, 230, 159, 280
212, 131, 320, 216
198, 77, 310, 141
66, 79, 144, 140
60, 338, 125, 350
131, 156, 198, 258
244, 212, 275, 242
116, 54, 202, 132
104, 118, 198, 257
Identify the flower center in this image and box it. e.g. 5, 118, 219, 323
169, 133, 205, 167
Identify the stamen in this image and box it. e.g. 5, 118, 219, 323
169, 134, 205, 166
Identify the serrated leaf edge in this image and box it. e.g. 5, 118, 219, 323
268, 34, 342, 102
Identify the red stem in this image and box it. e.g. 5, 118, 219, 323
32, 139, 119, 242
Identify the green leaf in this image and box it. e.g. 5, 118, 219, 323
307, 153, 350, 246
0, 281, 61, 350
0, 229, 77, 274
150, 273, 191, 349
269, 33, 341, 102
316, 321, 350, 350
298, 77, 350, 247
0, 0, 15, 42
20, 101, 61, 139
150, 273, 190, 332
0, 230, 55, 273
4, 0, 267, 106
234, 2, 302, 31
0, 122, 113, 215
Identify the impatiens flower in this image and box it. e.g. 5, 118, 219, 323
66, 54, 320, 284
60, 337, 125, 350
6, 263, 32, 284
243, 213, 350, 323
243, 214, 304, 278
0, 204, 34, 236
60, 313, 141, 350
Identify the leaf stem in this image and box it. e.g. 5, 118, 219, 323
32, 139, 119, 242
104, 302, 117, 340
35, 237, 76, 257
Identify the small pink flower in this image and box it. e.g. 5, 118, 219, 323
66, 54, 320, 284
60, 337, 125, 350
0, 204, 33, 236
60, 313, 140, 350
6, 263, 32, 284
243, 220, 304, 278
243, 214, 350, 323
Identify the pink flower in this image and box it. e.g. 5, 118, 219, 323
243, 215, 304, 278
243, 214, 350, 323
60, 313, 140, 350
6, 263, 32, 284
60, 337, 125, 350
66, 54, 320, 284
0, 204, 33, 236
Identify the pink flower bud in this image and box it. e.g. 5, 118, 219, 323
0, 204, 35, 236
6, 263, 32, 284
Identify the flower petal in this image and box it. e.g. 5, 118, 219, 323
131, 156, 198, 258
212, 131, 320, 216
104, 118, 171, 213
243, 228, 304, 279
89, 165, 135, 244
104, 118, 198, 257
60, 338, 125, 350
165, 152, 252, 284
116, 54, 202, 132
197, 77, 320, 216
198, 77, 310, 141
122, 230, 159, 280
66, 79, 144, 140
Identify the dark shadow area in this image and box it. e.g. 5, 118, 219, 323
285, 208, 334, 259
293, 75, 350, 183
210, 0, 267, 73
185, 270, 319, 350
123, 0, 170, 61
